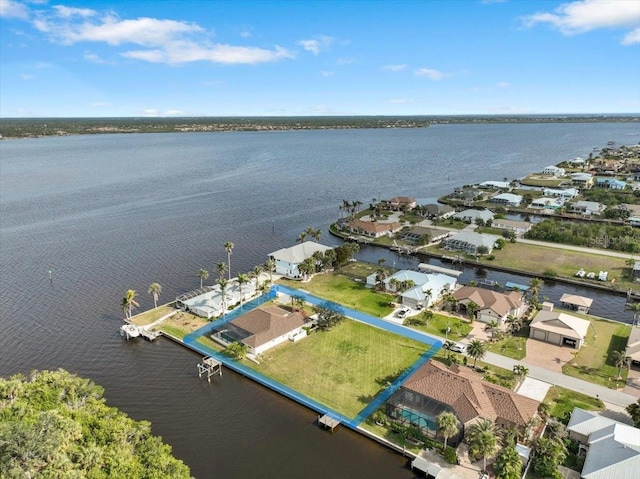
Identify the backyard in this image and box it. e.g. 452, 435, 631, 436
246, 319, 429, 417
280, 271, 395, 317
130, 304, 176, 326
562, 316, 632, 388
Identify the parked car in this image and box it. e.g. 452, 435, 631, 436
445, 342, 466, 353
397, 307, 410, 318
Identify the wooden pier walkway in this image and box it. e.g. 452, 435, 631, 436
318, 414, 341, 432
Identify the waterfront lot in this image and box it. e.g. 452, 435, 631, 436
405, 313, 472, 342
280, 272, 395, 317
247, 319, 428, 417
130, 305, 176, 325
561, 315, 631, 388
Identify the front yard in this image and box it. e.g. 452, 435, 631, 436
562, 316, 632, 388
405, 312, 472, 342
246, 319, 429, 417
486, 329, 529, 360
543, 385, 604, 421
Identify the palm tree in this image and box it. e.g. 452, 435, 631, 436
466, 301, 479, 321
611, 350, 630, 380
313, 228, 322, 242
626, 398, 640, 427
437, 411, 460, 449
198, 269, 209, 288
512, 364, 529, 379
148, 282, 161, 309
487, 318, 499, 339
237, 273, 249, 306
216, 262, 227, 281
494, 444, 522, 479
122, 289, 139, 320
467, 339, 487, 368
224, 241, 234, 280
505, 315, 522, 334
443, 293, 457, 312
218, 278, 228, 313
252, 265, 263, 289
465, 418, 499, 472
265, 258, 276, 284
528, 277, 542, 306
297, 231, 307, 243
629, 302, 640, 326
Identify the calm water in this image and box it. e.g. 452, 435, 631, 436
1, 123, 639, 478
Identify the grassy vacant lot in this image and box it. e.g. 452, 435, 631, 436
562, 316, 631, 388
156, 311, 210, 339
520, 175, 565, 187
339, 261, 384, 280
131, 304, 176, 326
405, 313, 472, 342
247, 319, 428, 417
486, 330, 528, 360
544, 386, 604, 420
281, 272, 395, 317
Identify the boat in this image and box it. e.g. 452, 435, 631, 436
586, 272, 596, 279
575, 268, 586, 278
120, 324, 140, 340
598, 271, 608, 281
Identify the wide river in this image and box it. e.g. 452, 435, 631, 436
1, 123, 639, 478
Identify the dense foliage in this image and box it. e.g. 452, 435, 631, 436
0, 370, 191, 479
524, 219, 640, 253
582, 188, 640, 206
313, 301, 346, 330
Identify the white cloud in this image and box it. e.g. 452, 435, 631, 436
382, 64, 407, 71
414, 68, 445, 80
20, 73, 34, 80
34, 61, 52, 69
297, 35, 334, 55
336, 58, 354, 65
522, 0, 640, 39
0, 0, 29, 19
320, 70, 334, 77
622, 27, 640, 45
84, 52, 109, 63
496, 82, 510, 88
29, 6, 293, 64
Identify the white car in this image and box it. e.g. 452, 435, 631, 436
397, 307, 410, 318
445, 342, 466, 353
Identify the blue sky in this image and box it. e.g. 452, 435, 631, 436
1, 0, 639, 117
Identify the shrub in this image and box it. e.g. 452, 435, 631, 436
486, 254, 496, 261
544, 268, 558, 277
444, 446, 458, 465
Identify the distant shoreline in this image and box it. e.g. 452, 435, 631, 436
1, 114, 638, 139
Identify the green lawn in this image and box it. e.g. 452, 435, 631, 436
281, 272, 395, 317
246, 319, 429, 417
543, 385, 605, 421
405, 313, 472, 342
339, 261, 387, 280
486, 329, 528, 360
130, 304, 176, 326
520, 175, 566, 187
159, 324, 188, 340
562, 317, 632, 388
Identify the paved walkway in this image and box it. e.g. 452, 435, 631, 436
517, 238, 634, 259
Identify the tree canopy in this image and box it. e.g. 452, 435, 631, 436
0, 369, 191, 479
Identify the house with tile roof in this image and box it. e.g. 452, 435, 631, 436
529, 310, 590, 349
211, 305, 309, 355
379, 196, 417, 211
453, 209, 494, 223
566, 408, 640, 479
345, 218, 402, 238
452, 286, 524, 325
386, 361, 540, 446
378, 269, 457, 309
443, 232, 499, 256
560, 293, 593, 314
268, 241, 334, 278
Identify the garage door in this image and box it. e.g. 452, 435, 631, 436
546, 332, 562, 345
532, 329, 547, 341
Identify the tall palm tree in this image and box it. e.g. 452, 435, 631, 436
313, 228, 322, 242
465, 418, 499, 472
466, 301, 479, 321
122, 289, 139, 320
265, 258, 276, 284
218, 278, 228, 313
528, 277, 542, 306
297, 231, 307, 243
487, 318, 499, 339
216, 261, 227, 281
224, 241, 234, 280
626, 398, 640, 427
505, 315, 521, 334
198, 269, 209, 288
612, 350, 630, 380
237, 273, 249, 306
437, 411, 460, 449
467, 339, 487, 368
148, 282, 162, 309
252, 265, 263, 289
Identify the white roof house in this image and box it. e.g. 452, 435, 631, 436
268, 241, 333, 278
542, 165, 566, 176
543, 187, 579, 198
567, 408, 640, 479
529, 310, 590, 349
382, 270, 457, 308
530, 197, 565, 210
453, 209, 494, 223
479, 180, 510, 189
490, 193, 523, 207
443, 232, 499, 255
570, 201, 605, 216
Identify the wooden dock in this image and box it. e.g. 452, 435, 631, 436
139, 329, 162, 341
318, 414, 341, 433
197, 357, 222, 382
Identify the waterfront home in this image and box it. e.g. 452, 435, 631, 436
452, 208, 494, 223
443, 232, 499, 255
571, 172, 594, 188
379, 196, 417, 211
479, 180, 510, 190
491, 218, 532, 236
379, 269, 457, 309
559, 293, 593, 314
451, 187, 487, 204
625, 326, 640, 366
569, 157, 586, 166
419, 203, 455, 219
399, 226, 449, 245
630, 217, 640, 228
177, 281, 256, 319
542, 187, 580, 199
211, 305, 309, 355
386, 361, 540, 446
490, 192, 523, 207
566, 408, 640, 479
595, 177, 627, 190
269, 241, 334, 279
569, 201, 605, 216
542, 165, 566, 177
530, 197, 565, 211
452, 286, 524, 325
529, 310, 590, 349
345, 218, 402, 238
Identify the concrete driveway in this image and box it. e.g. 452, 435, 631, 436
523, 339, 576, 373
